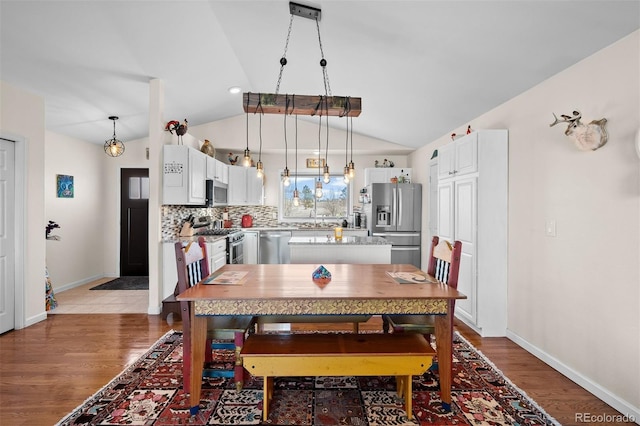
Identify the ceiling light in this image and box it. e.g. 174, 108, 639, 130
104, 116, 124, 157
228, 86, 241, 94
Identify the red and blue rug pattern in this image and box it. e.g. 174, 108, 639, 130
57, 330, 560, 425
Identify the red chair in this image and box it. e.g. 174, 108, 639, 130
175, 237, 255, 392
382, 236, 462, 344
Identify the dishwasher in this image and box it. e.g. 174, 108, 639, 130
258, 231, 292, 264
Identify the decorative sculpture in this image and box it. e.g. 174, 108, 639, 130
200, 139, 215, 157
549, 110, 608, 151
165, 119, 188, 144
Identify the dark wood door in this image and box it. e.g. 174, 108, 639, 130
120, 168, 149, 276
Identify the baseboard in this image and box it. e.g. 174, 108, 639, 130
25, 311, 47, 328
148, 305, 161, 315
506, 329, 640, 423
55, 274, 108, 293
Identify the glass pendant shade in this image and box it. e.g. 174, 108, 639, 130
293, 188, 300, 206
256, 160, 264, 178
315, 180, 323, 198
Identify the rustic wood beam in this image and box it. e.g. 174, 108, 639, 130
243, 93, 361, 117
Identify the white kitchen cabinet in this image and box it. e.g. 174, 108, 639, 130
243, 231, 259, 264
228, 165, 263, 205
163, 145, 207, 205
206, 157, 229, 185
364, 167, 412, 186
437, 129, 508, 337
437, 134, 477, 179
207, 238, 227, 273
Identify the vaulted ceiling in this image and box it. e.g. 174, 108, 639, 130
1, 1, 638, 154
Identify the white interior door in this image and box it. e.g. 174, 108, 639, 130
0, 138, 16, 334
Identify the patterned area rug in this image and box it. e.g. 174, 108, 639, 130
89, 276, 149, 290
56, 330, 560, 425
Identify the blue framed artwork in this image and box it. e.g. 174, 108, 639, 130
56, 174, 74, 198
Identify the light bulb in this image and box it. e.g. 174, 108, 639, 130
323, 165, 330, 184
348, 161, 355, 178
343, 166, 350, 183
256, 161, 264, 178
293, 189, 300, 206
315, 180, 323, 198
282, 167, 290, 186
243, 148, 251, 167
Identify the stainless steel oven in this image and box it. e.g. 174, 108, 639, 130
227, 231, 245, 264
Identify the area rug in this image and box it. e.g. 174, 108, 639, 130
56, 330, 560, 426
89, 276, 149, 290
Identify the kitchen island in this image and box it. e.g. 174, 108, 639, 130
289, 235, 391, 264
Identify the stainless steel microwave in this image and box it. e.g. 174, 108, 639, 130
205, 179, 228, 207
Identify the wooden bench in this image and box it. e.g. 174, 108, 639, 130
241, 333, 435, 420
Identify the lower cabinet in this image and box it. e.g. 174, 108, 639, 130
243, 231, 259, 264
207, 239, 227, 273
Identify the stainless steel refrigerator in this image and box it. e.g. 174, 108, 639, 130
365, 183, 422, 268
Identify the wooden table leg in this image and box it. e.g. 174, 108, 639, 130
189, 309, 207, 415
434, 303, 453, 412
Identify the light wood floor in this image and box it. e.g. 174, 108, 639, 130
0, 293, 625, 426
48, 279, 149, 314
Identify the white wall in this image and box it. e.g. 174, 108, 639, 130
44, 132, 106, 290
410, 31, 640, 417
0, 81, 46, 327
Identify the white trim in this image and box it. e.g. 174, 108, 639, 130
506, 329, 640, 422
1, 132, 26, 330
54, 274, 107, 293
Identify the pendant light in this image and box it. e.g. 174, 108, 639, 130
282, 95, 291, 187
243, 94, 252, 167
348, 116, 355, 179
104, 116, 125, 157
343, 115, 350, 183
315, 111, 323, 199
322, 100, 330, 184
256, 100, 264, 178
293, 114, 300, 206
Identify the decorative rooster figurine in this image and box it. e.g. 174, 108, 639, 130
165, 119, 188, 144
228, 152, 238, 165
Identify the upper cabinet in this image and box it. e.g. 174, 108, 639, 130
364, 167, 412, 186
206, 156, 229, 185
163, 145, 207, 205
227, 165, 263, 205
437, 134, 478, 179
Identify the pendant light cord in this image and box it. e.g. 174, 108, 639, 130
275, 15, 294, 95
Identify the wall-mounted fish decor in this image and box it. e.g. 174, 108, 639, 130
549, 110, 608, 151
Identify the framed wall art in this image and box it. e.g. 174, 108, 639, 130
306, 158, 325, 168
56, 174, 74, 198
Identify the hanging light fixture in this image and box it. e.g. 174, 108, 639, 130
293, 114, 300, 206
256, 99, 265, 178
348, 116, 355, 179
104, 116, 125, 157
315, 111, 323, 199
282, 95, 291, 187
343, 115, 350, 183
241, 1, 361, 161
243, 94, 252, 167
322, 97, 331, 184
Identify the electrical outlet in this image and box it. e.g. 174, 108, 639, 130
545, 219, 556, 237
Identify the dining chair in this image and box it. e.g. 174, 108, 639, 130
382, 236, 462, 344
175, 237, 256, 392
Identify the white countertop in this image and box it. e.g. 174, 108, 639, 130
288, 236, 390, 246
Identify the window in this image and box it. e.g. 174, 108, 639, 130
280, 173, 352, 222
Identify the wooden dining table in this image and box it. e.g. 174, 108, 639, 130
177, 263, 466, 415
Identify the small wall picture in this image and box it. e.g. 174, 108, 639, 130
56, 174, 74, 198
306, 158, 326, 168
